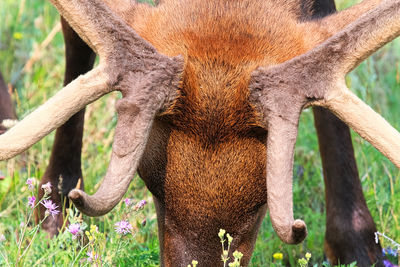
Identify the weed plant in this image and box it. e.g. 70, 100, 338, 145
0, 0, 399, 266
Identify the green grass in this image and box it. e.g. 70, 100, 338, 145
0, 0, 399, 266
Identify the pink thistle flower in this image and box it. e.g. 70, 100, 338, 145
28, 196, 36, 208
124, 198, 132, 206
40, 199, 59, 218
114, 220, 132, 235
134, 200, 147, 211
26, 178, 35, 191
41, 182, 52, 194
68, 223, 81, 238
84, 251, 99, 263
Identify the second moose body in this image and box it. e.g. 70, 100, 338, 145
2, 0, 400, 266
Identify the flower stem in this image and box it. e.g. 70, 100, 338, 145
15, 207, 32, 266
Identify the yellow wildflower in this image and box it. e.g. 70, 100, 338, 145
13, 32, 23, 40
218, 229, 226, 239
273, 252, 283, 260
227, 233, 233, 243
90, 224, 98, 233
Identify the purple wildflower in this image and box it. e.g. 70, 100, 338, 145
386, 247, 398, 257
114, 220, 132, 235
28, 196, 36, 208
134, 200, 147, 211
26, 178, 35, 191
41, 182, 52, 194
383, 259, 398, 267
68, 223, 81, 238
0, 234, 5, 242
40, 199, 59, 218
124, 198, 132, 206
85, 251, 99, 263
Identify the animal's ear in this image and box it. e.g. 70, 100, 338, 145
250, 0, 400, 244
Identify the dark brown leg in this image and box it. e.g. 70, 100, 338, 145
38, 17, 96, 236
299, 0, 336, 20
307, 1, 382, 266
313, 107, 383, 267
0, 71, 16, 134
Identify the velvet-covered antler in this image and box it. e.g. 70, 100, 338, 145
0, 0, 183, 216
250, 0, 400, 244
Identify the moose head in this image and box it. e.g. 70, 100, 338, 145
1, 0, 399, 265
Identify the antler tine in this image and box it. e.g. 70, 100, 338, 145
69, 94, 152, 216
305, 0, 382, 38
49, 0, 135, 58
313, 81, 400, 168
51, 0, 166, 71
309, 0, 400, 76
266, 115, 307, 244
0, 67, 111, 160
303, 0, 400, 166
340, 0, 400, 74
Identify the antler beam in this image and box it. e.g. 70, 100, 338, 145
250, 0, 400, 244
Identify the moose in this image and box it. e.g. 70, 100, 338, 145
1, 0, 400, 265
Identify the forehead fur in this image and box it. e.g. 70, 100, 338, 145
130, 0, 312, 144
133, 0, 308, 64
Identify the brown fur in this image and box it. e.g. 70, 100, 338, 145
133, 1, 308, 265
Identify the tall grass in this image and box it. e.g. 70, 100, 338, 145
0, 0, 399, 266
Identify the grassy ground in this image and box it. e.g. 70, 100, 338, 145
0, 0, 399, 266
